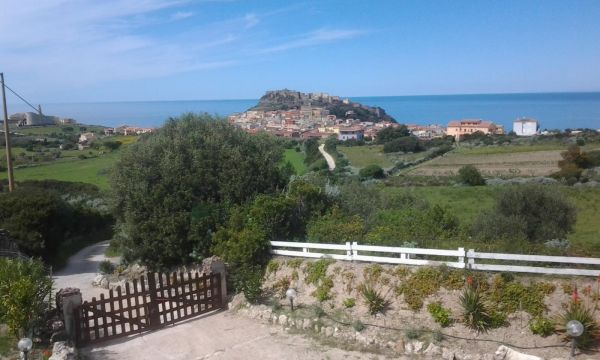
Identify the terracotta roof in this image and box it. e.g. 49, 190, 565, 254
448, 119, 495, 128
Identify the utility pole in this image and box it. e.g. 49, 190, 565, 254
1, 73, 15, 192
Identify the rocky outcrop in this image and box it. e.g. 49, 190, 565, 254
250, 89, 396, 123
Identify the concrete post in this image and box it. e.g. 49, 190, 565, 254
201, 256, 227, 305
57, 288, 82, 345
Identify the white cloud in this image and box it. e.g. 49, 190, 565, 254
0, 0, 369, 100
171, 11, 195, 20
257, 28, 365, 54
244, 13, 260, 29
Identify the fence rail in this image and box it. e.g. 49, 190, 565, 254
270, 241, 600, 277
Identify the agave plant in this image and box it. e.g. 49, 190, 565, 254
459, 286, 491, 332
360, 284, 387, 315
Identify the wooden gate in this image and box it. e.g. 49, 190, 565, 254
74, 271, 223, 346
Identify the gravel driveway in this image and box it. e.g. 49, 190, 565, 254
56, 243, 368, 360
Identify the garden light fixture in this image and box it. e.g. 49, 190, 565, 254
17, 337, 33, 360
566, 319, 584, 356
286, 288, 297, 311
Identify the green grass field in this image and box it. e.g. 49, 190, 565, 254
12, 124, 105, 136
0, 151, 120, 189
338, 145, 394, 168
400, 185, 600, 255
284, 148, 308, 175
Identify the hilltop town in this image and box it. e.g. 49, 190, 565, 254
227, 90, 548, 141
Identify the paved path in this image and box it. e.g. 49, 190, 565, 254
54, 241, 117, 301
81, 312, 368, 360
318, 144, 336, 171
58, 243, 368, 359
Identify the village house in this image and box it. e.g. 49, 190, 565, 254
446, 119, 504, 138
338, 126, 364, 141
407, 124, 447, 139
513, 118, 540, 136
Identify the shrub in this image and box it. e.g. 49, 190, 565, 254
459, 286, 491, 332
555, 300, 600, 349
359, 164, 385, 179
360, 284, 386, 315
397, 267, 442, 310
233, 265, 263, 303
211, 225, 270, 269
427, 302, 452, 327
286, 258, 303, 269
529, 317, 554, 336
475, 185, 577, 243
486, 280, 548, 317
0, 258, 53, 338
304, 259, 335, 285
458, 165, 485, 186
98, 260, 115, 274
343, 298, 356, 308
383, 136, 422, 153
306, 207, 365, 244
405, 328, 420, 339
266, 260, 280, 276
312, 276, 334, 302
352, 320, 365, 332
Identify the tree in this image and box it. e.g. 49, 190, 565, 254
473, 186, 576, 243
458, 165, 486, 186
382, 136, 422, 153
0, 188, 71, 259
0, 258, 53, 338
306, 207, 365, 244
376, 126, 410, 144
359, 164, 385, 179
110, 114, 288, 269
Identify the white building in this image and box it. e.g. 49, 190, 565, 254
513, 118, 539, 136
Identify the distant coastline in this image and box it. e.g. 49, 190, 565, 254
8, 91, 600, 131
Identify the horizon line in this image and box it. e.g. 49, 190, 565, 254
8, 90, 600, 106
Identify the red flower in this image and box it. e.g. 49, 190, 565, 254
572, 289, 579, 303
466, 276, 473, 287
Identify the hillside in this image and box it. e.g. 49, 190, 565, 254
250, 89, 396, 123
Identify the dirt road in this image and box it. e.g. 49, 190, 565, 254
318, 144, 336, 171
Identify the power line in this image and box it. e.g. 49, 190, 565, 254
1, 81, 39, 113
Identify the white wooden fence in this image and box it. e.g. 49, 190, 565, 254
270, 241, 600, 277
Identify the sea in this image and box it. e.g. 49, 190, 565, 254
8, 92, 600, 131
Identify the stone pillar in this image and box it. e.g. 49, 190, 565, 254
201, 256, 227, 305
56, 288, 82, 345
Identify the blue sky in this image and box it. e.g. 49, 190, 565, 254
1, 0, 600, 102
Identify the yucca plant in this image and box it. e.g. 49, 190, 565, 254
459, 286, 491, 332
360, 284, 387, 315
555, 298, 600, 349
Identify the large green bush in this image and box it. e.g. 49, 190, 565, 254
306, 207, 365, 244
458, 165, 486, 186
494, 186, 576, 242
110, 114, 288, 269
359, 164, 385, 179
0, 258, 53, 338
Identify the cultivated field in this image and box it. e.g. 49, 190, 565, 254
338, 145, 431, 170
406, 149, 563, 177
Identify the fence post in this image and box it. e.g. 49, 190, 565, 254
458, 247, 465, 268
466, 249, 475, 269
346, 242, 352, 261
352, 241, 358, 259
146, 272, 161, 328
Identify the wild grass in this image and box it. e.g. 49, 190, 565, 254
0, 151, 121, 189
283, 148, 308, 175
